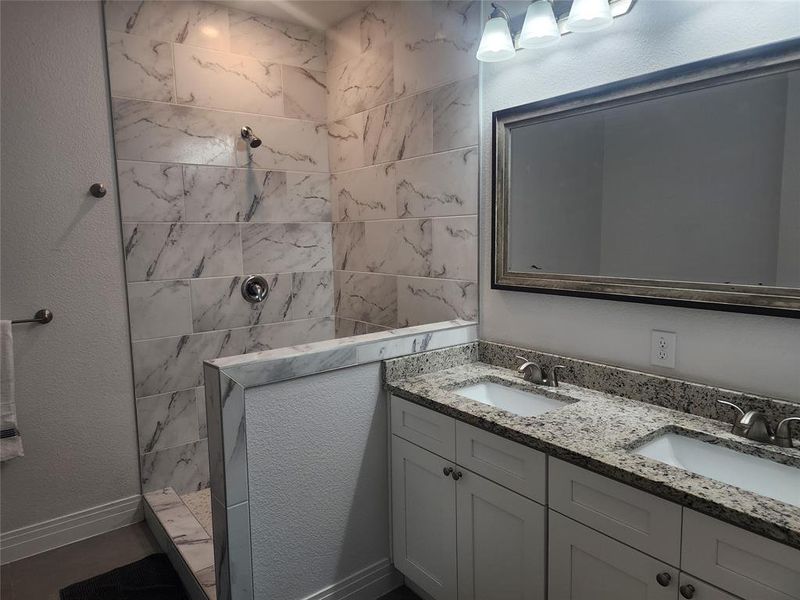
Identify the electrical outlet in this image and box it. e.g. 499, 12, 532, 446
650, 330, 677, 368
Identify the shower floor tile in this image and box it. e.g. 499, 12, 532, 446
144, 487, 216, 600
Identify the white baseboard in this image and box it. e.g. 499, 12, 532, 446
0, 494, 143, 565
302, 558, 404, 600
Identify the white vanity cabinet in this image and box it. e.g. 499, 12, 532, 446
389, 396, 800, 600
391, 397, 547, 600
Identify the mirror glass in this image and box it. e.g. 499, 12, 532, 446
506, 69, 800, 290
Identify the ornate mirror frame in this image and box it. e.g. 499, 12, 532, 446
492, 39, 800, 318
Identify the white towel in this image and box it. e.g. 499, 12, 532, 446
1, 320, 23, 461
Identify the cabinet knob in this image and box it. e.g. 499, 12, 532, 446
655, 572, 672, 587
443, 466, 453, 477
451, 470, 463, 481
679, 584, 696, 599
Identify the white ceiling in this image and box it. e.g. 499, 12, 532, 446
214, 0, 372, 29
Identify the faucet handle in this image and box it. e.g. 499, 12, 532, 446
516, 356, 544, 384
717, 400, 745, 419
774, 417, 800, 448
717, 400, 747, 435
548, 365, 567, 387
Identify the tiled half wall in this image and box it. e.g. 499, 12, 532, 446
103, 0, 479, 494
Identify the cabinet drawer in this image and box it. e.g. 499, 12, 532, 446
455, 421, 546, 504
391, 396, 455, 460
549, 458, 682, 566
682, 509, 800, 600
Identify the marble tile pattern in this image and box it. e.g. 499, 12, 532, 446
174, 44, 283, 116
105, 0, 344, 504
385, 346, 800, 549
127, 280, 193, 340
141, 439, 210, 495
107, 0, 481, 516
229, 8, 326, 70
397, 276, 478, 326
327, 41, 394, 121
283, 67, 327, 122
105, 1, 231, 51
144, 487, 217, 598
324, 3, 478, 332
106, 31, 174, 102
117, 161, 184, 222
136, 389, 200, 453
334, 271, 398, 327
241, 223, 332, 273
122, 223, 242, 281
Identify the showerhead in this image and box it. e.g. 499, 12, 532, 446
241, 125, 262, 149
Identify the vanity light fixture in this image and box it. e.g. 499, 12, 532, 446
567, 0, 613, 32
477, 0, 635, 62
519, 0, 561, 49
476, 3, 516, 63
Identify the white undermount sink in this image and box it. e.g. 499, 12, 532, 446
454, 381, 570, 417
634, 432, 800, 507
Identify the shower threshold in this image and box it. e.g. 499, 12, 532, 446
143, 487, 216, 600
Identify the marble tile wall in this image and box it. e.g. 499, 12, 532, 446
106, 0, 481, 496
105, 0, 335, 495
326, 1, 480, 330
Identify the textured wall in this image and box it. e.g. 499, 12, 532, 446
328, 1, 480, 333
0, 0, 140, 531
104, 0, 336, 494
480, 0, 800, 401
245, 363, 390, 600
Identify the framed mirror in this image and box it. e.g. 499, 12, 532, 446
492, 39, 800, 318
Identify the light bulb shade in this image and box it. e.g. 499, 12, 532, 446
519, 1, 561, 49
567, 0, 613, 32
476, 16, 516, 62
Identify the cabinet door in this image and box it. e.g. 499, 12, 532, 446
392, 435, 457, 600
457, 469, 546, 600
549, 510, 678, 600
682, 509, 800, 600
678, 573, 742, 600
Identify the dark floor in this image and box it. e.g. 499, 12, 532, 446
0, 521, 420, 600
0, 522, 161, 600
378, 586, 422, 600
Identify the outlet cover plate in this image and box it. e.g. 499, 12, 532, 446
651, 330, 677, 368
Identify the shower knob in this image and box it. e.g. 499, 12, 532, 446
241, 275, 269, 304
89, 183, 107, 198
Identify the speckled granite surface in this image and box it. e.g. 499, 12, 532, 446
478, 341, 800, 424
386, 357, 800, 549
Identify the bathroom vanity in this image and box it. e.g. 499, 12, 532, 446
385, 343, 800, 600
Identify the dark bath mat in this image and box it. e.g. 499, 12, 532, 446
60, 553, 189, 600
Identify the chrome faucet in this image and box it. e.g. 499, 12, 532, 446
516, 356, 566, 387
717, 400, 800, 448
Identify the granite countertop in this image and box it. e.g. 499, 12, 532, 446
386, 361, 800, 549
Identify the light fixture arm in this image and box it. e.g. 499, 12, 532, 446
489, 2, 511, 21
